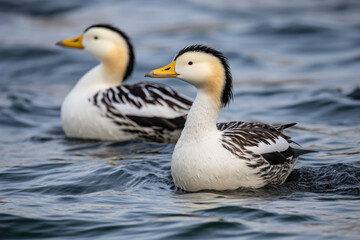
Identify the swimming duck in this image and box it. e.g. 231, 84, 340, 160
145, 44, 313, 191
56, 24, 191, 142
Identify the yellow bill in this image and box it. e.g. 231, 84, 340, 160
144, 61, 178, 78
56, 34, 84, 49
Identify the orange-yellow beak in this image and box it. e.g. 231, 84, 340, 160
56, 34, 84, 49
144, 61, 178, 78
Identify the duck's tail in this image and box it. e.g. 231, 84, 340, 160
293, 148, 317, 158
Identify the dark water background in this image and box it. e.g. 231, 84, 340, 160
1, 0, 360, 239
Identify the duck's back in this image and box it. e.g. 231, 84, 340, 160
61, 80, 192, 142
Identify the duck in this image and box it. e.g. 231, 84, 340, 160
56, 24, 192, 143
145, 44, 313, 192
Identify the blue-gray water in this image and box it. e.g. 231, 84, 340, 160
1, 0, 360, 239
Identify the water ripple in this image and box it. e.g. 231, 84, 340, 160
1, 0, 360, 239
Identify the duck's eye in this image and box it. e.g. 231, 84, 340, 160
94, 36, 98, 40
188, 61, 193, 65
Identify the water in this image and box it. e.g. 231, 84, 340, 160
1, 0, 360, 239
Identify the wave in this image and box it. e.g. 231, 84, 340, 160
275, 163, 360, 196
250, 22, 332, 36
0, 0, 84, 16
278, 89, 360, 124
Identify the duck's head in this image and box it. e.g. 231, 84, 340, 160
56, 24, 135, 81
145, 44, 233, 107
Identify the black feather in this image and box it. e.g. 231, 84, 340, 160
292, 148, 317, 158
281, 123, 297, 130
261, 152, 289, 165
174, 44, 233, 107
85, 24, 135, 82
126, 115, 186, 131
261, 147, 315, 165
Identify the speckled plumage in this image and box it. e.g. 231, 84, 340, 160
90, 82, 192, 142
218, 121, 300, 185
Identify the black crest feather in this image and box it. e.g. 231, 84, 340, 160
85, 24, 135, 82
174, 44, 233, 107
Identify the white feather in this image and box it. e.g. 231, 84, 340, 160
244, 137, 290, 154
110, 100, 188, 118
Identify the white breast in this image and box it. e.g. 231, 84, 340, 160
61, 88, 135, 141
60, 65, 136, 141
171, 129, 265, 192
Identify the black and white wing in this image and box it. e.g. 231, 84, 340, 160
218, 121, 314, 184
91, 82, 192, 131
218, 121, 310, 165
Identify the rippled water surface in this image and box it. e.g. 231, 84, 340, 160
1, 0, 360, 239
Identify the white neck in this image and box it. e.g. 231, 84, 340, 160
181, 89, 221, 140
71, 43, 129, 94
71, 63, 124, 93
